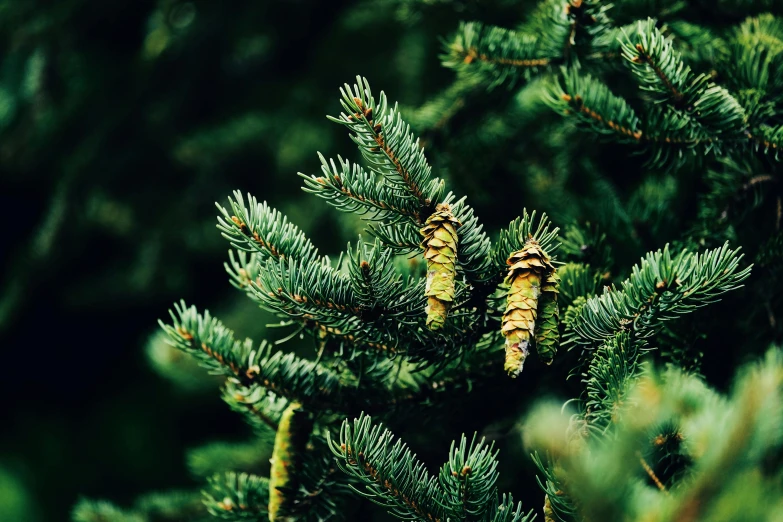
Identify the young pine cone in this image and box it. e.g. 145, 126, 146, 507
534, 270, 560, 365
502, 240, 557, 377
420, 203, 461, 331
269, 402, 313, 521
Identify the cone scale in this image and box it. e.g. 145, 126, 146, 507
535, 271, 560, 365
502, 239, 558, 377
420, 203, 461, 331
268, 402, 313, 521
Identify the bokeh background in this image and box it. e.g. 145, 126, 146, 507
4, 1, 777, 520
0, 1, 532, 520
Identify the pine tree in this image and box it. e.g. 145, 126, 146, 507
72, 67, 782, 521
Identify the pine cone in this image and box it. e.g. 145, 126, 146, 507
269, 402, 312, 521
502, 240, 556, 377
535, 270, 560, 365
420, 203, 461, 330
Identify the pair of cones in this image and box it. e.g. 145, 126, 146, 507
502, 240, 560, 377
420, 205, 559, 377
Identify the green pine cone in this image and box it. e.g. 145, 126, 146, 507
535, 288, 560, 365
421, 203, 461, 330
268, 403, 313, 521
502, 239, 556, 377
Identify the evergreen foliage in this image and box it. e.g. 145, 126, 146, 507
73, 66, 780, 521
67, 2, 783, 520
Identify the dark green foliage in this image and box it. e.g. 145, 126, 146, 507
203, 473, 269, 520
329, 414, 534, 522
89, 72, 761, 522
526, 348, 783, 522
43, 1, 783, 521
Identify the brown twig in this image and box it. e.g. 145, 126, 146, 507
462, 47, 550, 67
632, 44, 685, 105
636, 451, 668, 493
561, 94, 643, 140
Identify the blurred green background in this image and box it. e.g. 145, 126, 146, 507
0, 1, 537, 520
5, 1, 775, 520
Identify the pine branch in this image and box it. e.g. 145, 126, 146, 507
328, 414, 448, 522
301, 153, 422, 225
621, 19, 747, 137
582, 331, 647, 434
443, 22, 553, 89
547, 69, 644, 142
438, 435, 500, 521
566, 243, 752, 348
216, 191, 322, 265
328, 76, 444, 212
203, 472, 269, 520
159, 302, 347, 409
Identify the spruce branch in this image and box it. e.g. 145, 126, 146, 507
727, 14, 783, 97
566, 243, 752, 348
159, 302, 347, 409
547, 70, 644, 142
582, 331, 647, 434
221, 382, 285, 435
246, 255, 414, 355
443, 22, 553, 89
447, 194, 493, 283
216, 191, 322, 265
134, 490, 208, 521
71, 500, 145, 522
557, 262, 603, 308
203, 472, 269, 520
530, 452, 579, 522
328, 414, 448, 522
621, 19, 747, 136
251, 256, 361, 321
328, 76, 444, 213
225, 249, 261, 293
346, 239, 424, 317
301, 154, 422, 225
438, 435, 500, 521
160, 300, 250, 379
559, 222, 613, 271
187, 437, 271, 478
526, 349, 783, 522
749, 124, 783, 159
329, 415, 533, 522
